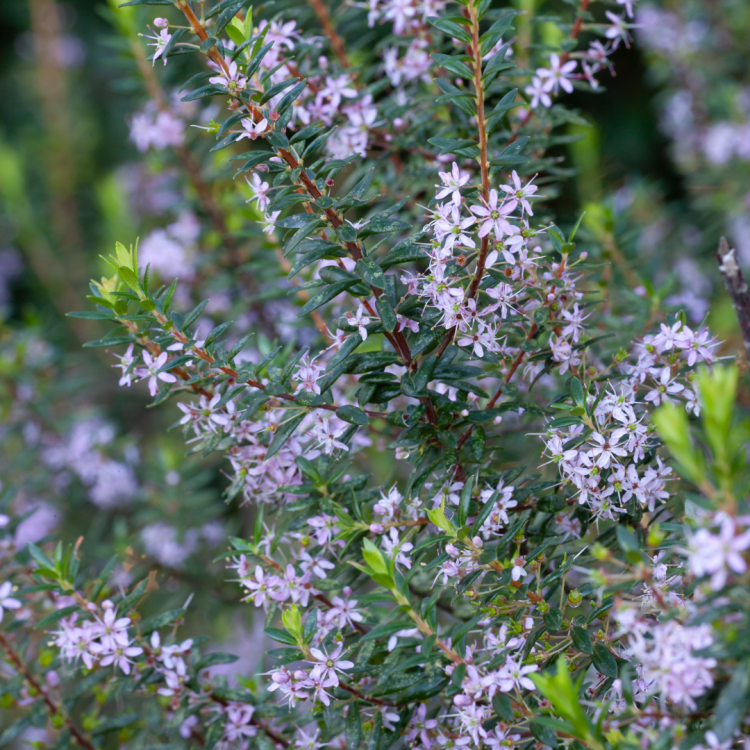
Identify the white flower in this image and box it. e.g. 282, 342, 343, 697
436, 162, 470, 206
498, 171, 538, 216
510, 557, 527, 582
138, 351, 177, 397
209, 60, 248, 94
145, 28, 171, 66
245, 173, 271, 211
347, 304, 371, 341
536, 53, 577, 95
525, 76, 552, 108
0, 582, 21, 622
238, 118, 268, 141
308, 644, 354, 687
470, 189, 514, 237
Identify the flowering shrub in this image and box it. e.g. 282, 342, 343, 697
1, 1, 750, 749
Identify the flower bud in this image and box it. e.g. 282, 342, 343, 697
369, 523, 384, 534
154, 17, 169, 28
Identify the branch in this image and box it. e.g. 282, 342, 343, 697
307, 0, 351, 69
0, 632, 97, 750
717, 236, 750, 362
434, 5, 491, 361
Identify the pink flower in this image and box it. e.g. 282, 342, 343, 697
146, 28, 172, 66
238, 118, 268, 141
308, 644, 354, 687
588, 431, 628, 469
537, 53, 577, 95
245, 173, 271, 211
209, 60, 248, 94
138, 351, 177, 397
436, 162, 471, 206
470, 189, 514, 237
499, 171, 538, 215
525, 76, 552, 109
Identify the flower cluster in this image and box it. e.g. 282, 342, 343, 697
5, 1, 750, 750
52, 600, 145, 675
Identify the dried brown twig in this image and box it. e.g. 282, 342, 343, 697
716, 236, 750, 362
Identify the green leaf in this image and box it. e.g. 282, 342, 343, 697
118, 266, 141, 293
229, 333, 255, 361
118, 0, 172, 5
348, 169, 374, 201
427, 137, 477, 156
215, 0, 251, 35
471, 489, 498, 536
591, 644, 618, 678
35, 605, 79, 630
360, 621, 412, 642
325, 334, 363, 373
266, 412, 307, 458
337, 405, 369, 426
260, 77, 300, 105
457, 477, 473, 527
67, 311, 116, 320
287, 242, 347, 279
486, 88, 521, 133
0, 718, 31, 747
303, 608, 318, 642
291, 122, 325, 144
346, 701, 362, 748
571, 626, 593, 654
570, 377, 584, 407
264, 627, 299, 645
435, 79, 477, 117
139, 608, 186, 635
181, 84, 229, 103
245, 41, 274, 80
235, 152, 272, 175
205, 321, 233, 348
531, 658, 590, 740
367, 711, 382, 750
375, 295, 397, 332
296, 279, 359, 318
713, 658, 750, 741
530, 719, 558, 748
355, 257, 387, 290
431, 53, 474, 79
91, 714, 141, 736
379, 241, 428, 270
182, 300, 209, 332
428, 16, 472, 43
204, 715, 226, 750
357, 218, 411, 239
196, 652, 240, 669
492, 693, 514, 721
543, 607, 563, 632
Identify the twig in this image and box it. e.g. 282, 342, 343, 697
717, 236, 750, 362
434, 6, 491, 361
307, 0, 351, 69
0, 632, 97, 750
